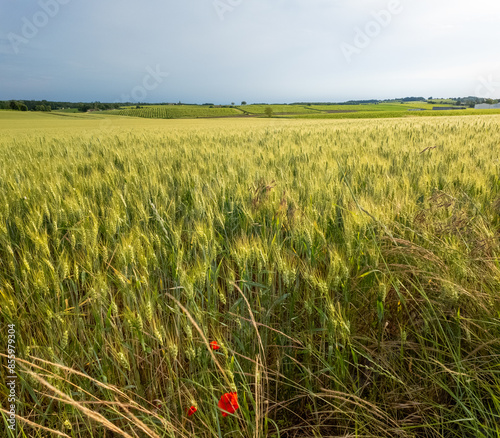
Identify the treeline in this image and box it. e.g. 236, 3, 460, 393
77, 102, 121, 112
0, 100, 72, 111
455, 97, 498, 106
0, 100, 122, 112
1, 101, 30, 111
338, 99, 380, 105
389, 96, 426, 102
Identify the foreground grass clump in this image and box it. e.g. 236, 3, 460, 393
0, 113, 500, 437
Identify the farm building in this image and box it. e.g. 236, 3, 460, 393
475, 103, 500, 109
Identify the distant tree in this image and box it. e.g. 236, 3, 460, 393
231, 102, 235, 106
9, 100, 28, 111
241, 101, 247, 105
78, 103, 92, 112
264, 106, 273, 118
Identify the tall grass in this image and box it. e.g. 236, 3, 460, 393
0, 114, 499, 437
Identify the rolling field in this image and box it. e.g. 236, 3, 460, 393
1, 112, 500, 437
287, 108, 500, 120
103, 104, 320, 118
105, 105, 244, 119
236, 105, 316, 115
307, 103, 434, 112
97, 103, 500, 121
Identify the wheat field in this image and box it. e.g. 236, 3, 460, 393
1, 112, 500, 437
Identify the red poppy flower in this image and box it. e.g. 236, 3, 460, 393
218, 392, 238, 417
210, 341, 220, 350
187, 405, 197, 416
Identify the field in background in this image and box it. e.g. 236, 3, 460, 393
1, 112, 500, 437
306, 102, 436, 112
237, 104, 317, 114
105, 105, 244, 119
286, 107, 500, 119
102, 104, 320, 118
89, 102, 500, 121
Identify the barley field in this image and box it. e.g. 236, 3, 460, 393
1, 112, 500, 437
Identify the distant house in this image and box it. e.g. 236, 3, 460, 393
432, 106, 466, 110
475, 103, 500, 109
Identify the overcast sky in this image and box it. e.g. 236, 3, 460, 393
1, 0, 499, 103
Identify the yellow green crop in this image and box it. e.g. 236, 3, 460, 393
1, 112, 499, 437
